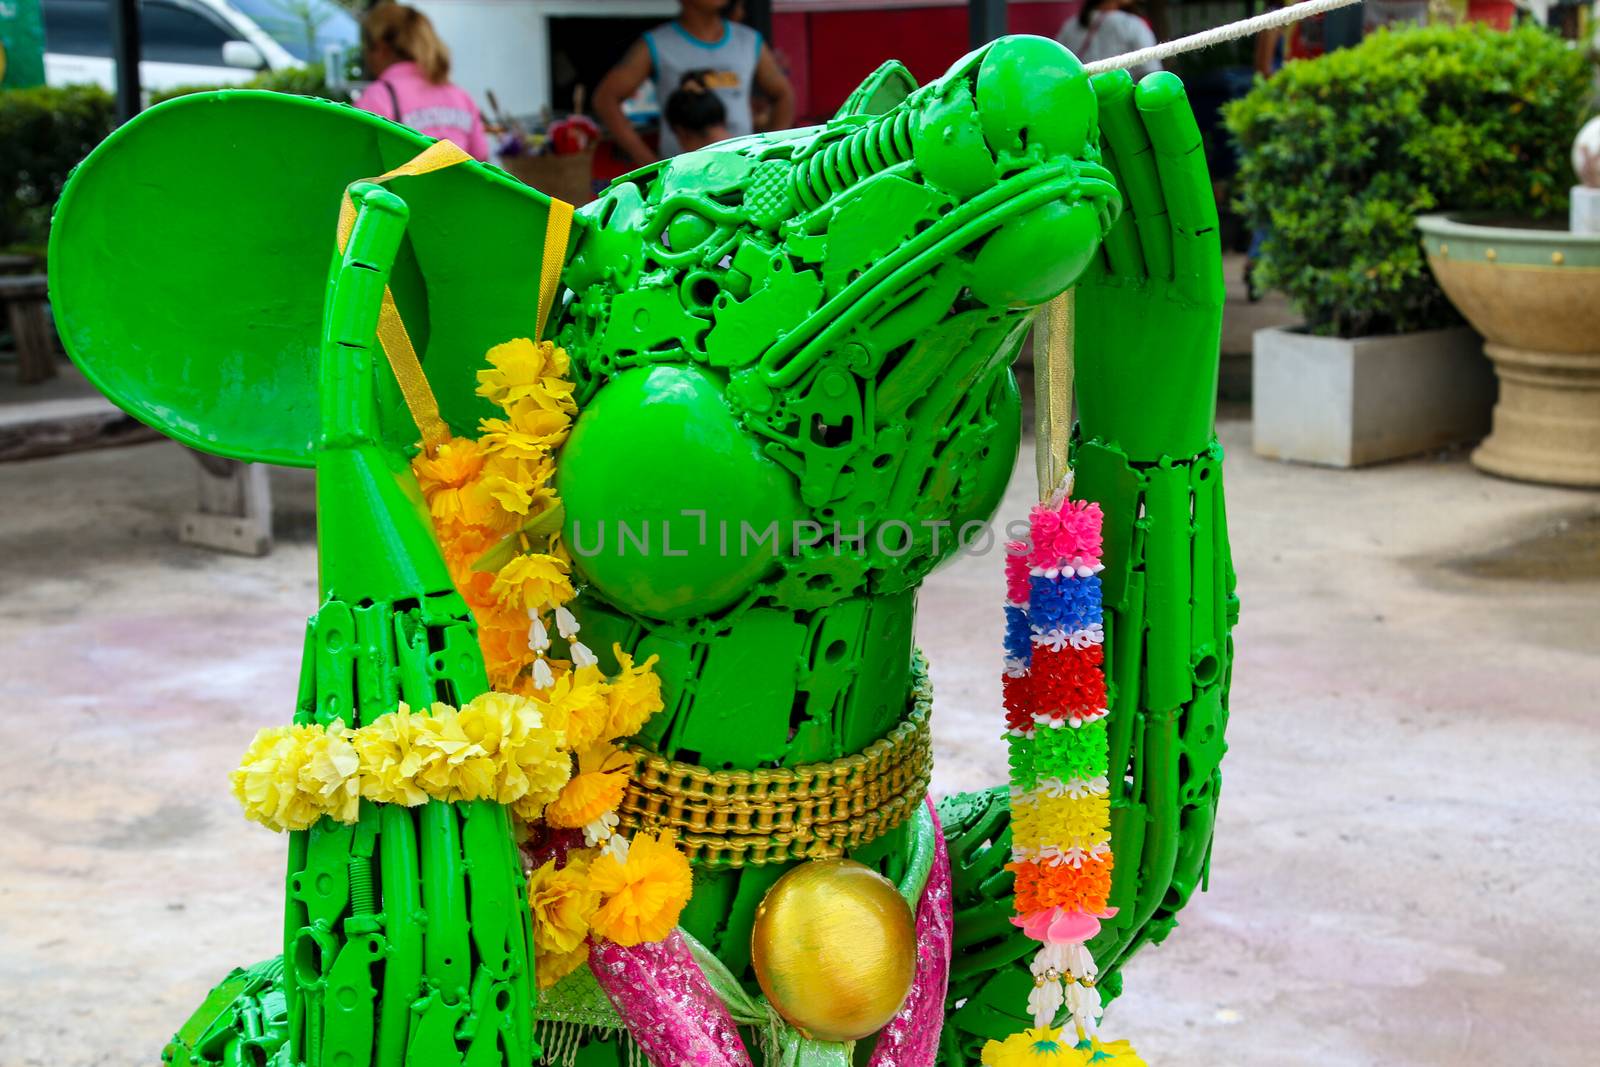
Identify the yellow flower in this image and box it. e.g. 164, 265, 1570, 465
980, 1028, 1090, 1067
521, 376, 577, 415
1037, 793, 1112, 849
536, 942, 591, 991
538, 664, 612, 751
527, 855, 600, 956
232, 725, 322, 832
545, 743, 630, 829
477, 452, 556, 522
463, 690, 570, 813
603, 646, 664, 742
410, 703, 497, 802
491, 553, 575, 613
297, 719, 361, 824
588, 831, 694, 947
352, 705, 432, 806
479, 406, 573, 460
476, 338, 572, 409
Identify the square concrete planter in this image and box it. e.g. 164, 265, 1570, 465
1252, 325, 1496, 467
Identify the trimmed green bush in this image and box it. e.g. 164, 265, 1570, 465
148, 62, 352, 106
0, 84, 115, 255
1224, 24, 1592, 338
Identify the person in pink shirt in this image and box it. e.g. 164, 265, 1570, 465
354, 3, 489, 161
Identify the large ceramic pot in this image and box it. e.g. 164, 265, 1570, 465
1417, 212, 1600, 487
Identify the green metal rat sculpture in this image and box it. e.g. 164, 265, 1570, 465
49, 33, 1234, 1067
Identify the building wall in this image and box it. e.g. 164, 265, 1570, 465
771, 1, 1077, 121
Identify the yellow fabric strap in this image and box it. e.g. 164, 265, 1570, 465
1034, 290, 1076, 500
537, 198, 573, 343
331, 139, 574, 455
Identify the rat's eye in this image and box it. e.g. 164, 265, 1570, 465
665, 210, 716, 254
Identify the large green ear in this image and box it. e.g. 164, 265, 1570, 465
48, 91, 580, 468
834, 61, 919, 119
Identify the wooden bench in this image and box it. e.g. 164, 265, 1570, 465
0, 273, 58, 384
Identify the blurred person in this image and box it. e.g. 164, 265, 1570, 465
1057, 0, 1163, 80
355, 3, 489, 161
665, 70, 732, 152
721, 0, 774, 130
594, 0, 795, 164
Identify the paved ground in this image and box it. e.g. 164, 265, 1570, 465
1, 414, 1596, 1065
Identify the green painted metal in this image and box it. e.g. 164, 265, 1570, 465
48, 92, 575, 469
52, 34, 1234, 1067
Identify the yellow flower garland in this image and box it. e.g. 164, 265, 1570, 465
231, 692, 569, 832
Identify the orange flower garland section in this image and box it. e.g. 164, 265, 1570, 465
411, 337, 578, 692
409, 337, 694, 984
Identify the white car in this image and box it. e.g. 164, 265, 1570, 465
42, 0, 358, 94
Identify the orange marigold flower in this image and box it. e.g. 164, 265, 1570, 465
545, 743, 630, 830
588, 831, 693, 947
481, 633, 533, 692
412, 436, 486, 495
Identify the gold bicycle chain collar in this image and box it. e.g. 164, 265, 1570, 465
616, 656, 934, 868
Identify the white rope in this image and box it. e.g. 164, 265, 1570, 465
1082, 0, 1365, 74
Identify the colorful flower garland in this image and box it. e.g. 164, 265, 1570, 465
984, 488, 1144, 1067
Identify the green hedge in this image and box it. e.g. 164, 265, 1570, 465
0, 84, 115, 255
0, 69, 349, 256
1224, 24, 1592, 338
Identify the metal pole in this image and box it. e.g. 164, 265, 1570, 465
968, 0, 1006, 48
110, 0, 142, 124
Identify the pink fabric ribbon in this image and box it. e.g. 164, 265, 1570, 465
589, 930, 755, 1067
868, 799, 954, 1067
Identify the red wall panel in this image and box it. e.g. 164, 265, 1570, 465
772, 2, 1076, 121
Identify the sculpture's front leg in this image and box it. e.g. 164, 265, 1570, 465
940, 69, 1238, 1064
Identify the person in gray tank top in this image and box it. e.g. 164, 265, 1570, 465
595, 0, 795, 164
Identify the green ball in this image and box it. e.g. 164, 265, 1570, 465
557, 364, 803, 620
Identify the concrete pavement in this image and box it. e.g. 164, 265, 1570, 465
1, 420, 1595, 1065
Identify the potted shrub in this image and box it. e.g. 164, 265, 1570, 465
1224, 23, 1591, 467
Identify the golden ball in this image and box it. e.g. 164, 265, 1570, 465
749, 858, 917, 1043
